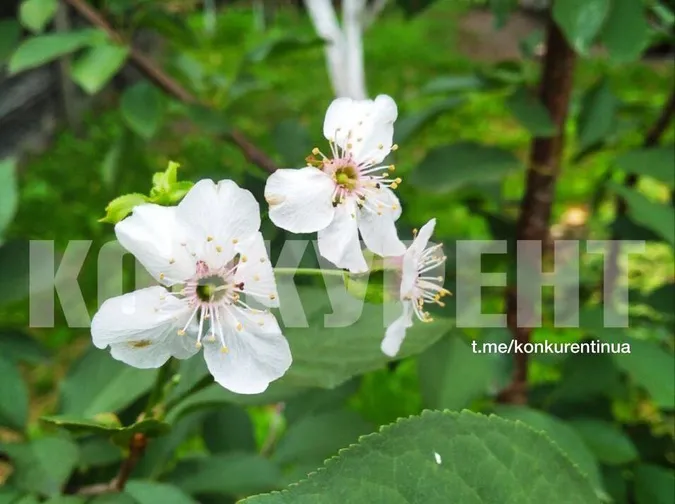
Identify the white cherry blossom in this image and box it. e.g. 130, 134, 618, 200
91, 179, 291, 395
264, 95, 406, 273
381, 218, 450, 357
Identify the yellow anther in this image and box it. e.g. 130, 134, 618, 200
232, 238, 239, 244
392, 205, 398, 210
347, 143, 353, 150
207, 236, 214, 242
389, 164, 396, 171
413, 228, 418, 237
390, 183, 398, 189
253, 274, 260, 281
220, 345, 229, 354
241, 255, 248, 263
169, 258, 175, 265
312, 147, 320, 155
207, 334, 216, 342
391, 144, 399, 151
236, 323, 243, 331
159, 273, 165, 280
195, 341, 202, 348
269, 293, 277, 300
216, 246, 223, 253
258, 320, 265, 326
382, 172, 389, 177
395, 177, 402, 184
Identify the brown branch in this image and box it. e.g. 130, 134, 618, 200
604, 88, 675, 300
61, 0, 278, 174
497, 15, 576, 405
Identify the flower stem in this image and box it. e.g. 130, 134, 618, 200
273, 267, 346, 278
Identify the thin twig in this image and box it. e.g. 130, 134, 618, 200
61, 0, 278, 174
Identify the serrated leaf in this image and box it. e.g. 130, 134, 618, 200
0, 157, 18, 238
506, 87, 556, 137
568, 419, 638, 465
553, 0, 610, 54
9, 29, 101, 74
100, 193, 149, 224
125, 480, 198, 504
1, 437, 79, 497
394, 97, 464, 144
242, 410, 600, 503
120, 82, 165, 139
633, 464, 675, 504
601, 0, 649, 62
0, 356, 29, 431
577, 79, 618, 151
411, 142, 522, 193
19, 0, 58, 34
71, 42, 129, 94
0, 20, 22, 64
610, 183, 675, 245
615, 147, 675, 188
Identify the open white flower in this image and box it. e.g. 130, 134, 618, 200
381, 218, 450, 357
264, 95, 406, 273
91, 179, 291, 395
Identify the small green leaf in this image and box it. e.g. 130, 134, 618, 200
40, 416, 170, 446
577, 78, 618, 151
411, 142, 522, 193
506, 87, 556, 137
186, 105, 230, 135
0, 157, 18, 238
125, 481, 198, 504
615, 147, 675, 188
120, 82, 165, 139
0, 356, 29, 431
99, 193, 149, 224
9, 29, 102, 74
43, 497, 87, 504
610, 183, 675, 245
568, 419, 638, 465
1, 437, 79, 497
19, 0, 58, 34
601, 0, 649, 63
553, 0, 611, 54
420, 74, 484, 95
394, 97, 465, 144
245, 34, 323, 63
489, 0, 519, 29
242, 410, 601, 504
203, 404, 257, 454
0, 20, 22, 64
633, 464, 675, 504
71, 42, 129, 94
0, 329, 50, 364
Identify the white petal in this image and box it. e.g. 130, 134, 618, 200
412, 218, 436, 256
317, 199, 368, 273
265, 168, 336, 234
177, 179, 261, 266
233, 232, 279, 308
203, 308, 291, 394
357, 187, 405, 257
91, 287, 198, 368
116, 205, 196, 285
381, 301, 414, 357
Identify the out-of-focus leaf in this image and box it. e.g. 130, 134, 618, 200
0, 157, 18, 239
506, 87, 556, 137
577, 78, 618, 151
272, 119, 312, 166
203, 404, 257, 454
420, 75, 484, 95
633, 464, 675, 504
9, 29, 102, 74
568, 419, 639, 465
615, 147, 675, 188
1, 437, 79, 497
100, 135, 126, 190
552, 352, 622, 402
43, 497, 87, 504
394, 97, 465, 144
489, 0, 519, 29
410, 142, 522, 193
0, 20, 21, 64
283, 379, 360, 424
553, 0, 610, 54
0, 240, 55, 305
59, 347, 158, 417
0, 356, 29, 431
99, 193, 149, 224
185, 105, 230, 135
601, 0, 649, 62
396, 0, 438, 17
125, 481, 198, 504
610, 183, 675, 245
640, 283, 675, 319
40, 416, 170, 446
0, 329, 49, 364
71, 42, 129, 94
245, 34, 323, 63
19, 0, 58, 34
78, 437, 123, 468
120, 82, 165, 139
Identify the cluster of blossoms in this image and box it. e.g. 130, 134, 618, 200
91, 95, 449, 394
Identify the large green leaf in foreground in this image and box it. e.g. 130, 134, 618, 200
242, 410, 600, 504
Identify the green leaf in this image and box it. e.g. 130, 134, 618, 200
418, 334, 499, 410
489, 0, 519, 29
0, 157, 18, 238
40, 416, 170, 446
120, 82, 165, 139
552, 352, 622, 402
601, 0, 649, 62
0, 20, 21, 65
186, 105, 230, 135
410, 142, 522, 193
245, 34, 323, 63
610, 183, 675, 245
505, 87, 556, 137
577, 78, 618, 150
272, 119, 312, 166
272, 409, 373, 466
1, 437, 79, 497
9, 29, 101, 74
19, 0, 58, 34
395, 0, 438, 17
394, 97, 465, 144
166, 454, 282, 496
494, 407, 604, 495
568, 419, 638, 465
43, 497, 87, 504
633, 464, 675, 504
0, 356, 29, 431
99, 193, 149, 224
0, 488, 25, 504
59, 348, 158, 417
125, 481, 198, 504
420, 74, 484, 95
283, 379, 360, 423
0, 240, 56, 305
203, 404, 257, 454
615, 147, 675, 188
71, 42, 129, 94
242, 410, 600, 504
0, 329, 49, 364
553, 0, 610, 54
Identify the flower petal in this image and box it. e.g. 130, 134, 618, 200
177, 179, 261, 266
203, 308, 291, 394
318, 198, 368, 273
91, 287, 198, 368
233, 232, 279, 308
381, 301, 414, 357
411, 218, 436, 257
116, 204, 196, 285
265, 168, 335, 234
357, 187, 405, 257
